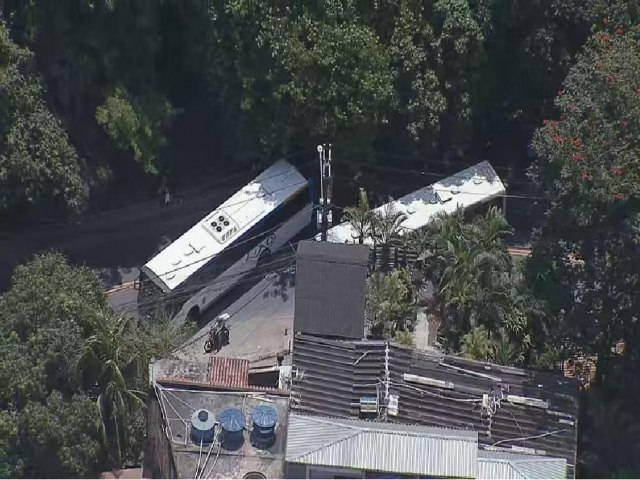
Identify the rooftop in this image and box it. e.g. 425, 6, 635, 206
294, 241, 370, 339
478, 450, 567, 479
290, 333, 579, 477
142, 160, 308, 292
153, 382, 290, 479
286, 413, 479, 478
322, 161, 506, 244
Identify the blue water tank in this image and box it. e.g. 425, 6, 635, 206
190, 409, 216, 445
219, 408, 246, 450
250, 405, 278, 449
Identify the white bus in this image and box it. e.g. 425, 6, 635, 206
321, 161, 506, 244
139, 160, 313, 324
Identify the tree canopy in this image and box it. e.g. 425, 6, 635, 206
0, 21, 85, 219
0, 253, 194, 476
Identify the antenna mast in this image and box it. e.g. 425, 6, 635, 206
317, 144, 333, 241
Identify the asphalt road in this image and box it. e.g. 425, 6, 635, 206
175, 270, 296, 364
0, 185, 236, 292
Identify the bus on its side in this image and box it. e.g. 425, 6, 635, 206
321, 161, 506, 244
138, 160, 312, 325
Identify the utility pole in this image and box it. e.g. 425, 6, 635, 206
317, 144, 333, 241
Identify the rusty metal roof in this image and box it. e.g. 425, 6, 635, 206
207, 357, 249, 388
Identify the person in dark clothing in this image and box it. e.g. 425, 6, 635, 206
213, 329, 221, 352
220, 325, 230, 346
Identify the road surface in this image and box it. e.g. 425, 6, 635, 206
0, 184, 236, 292
174, 271, 296, 365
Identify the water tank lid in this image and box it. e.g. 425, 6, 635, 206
252, 405, 278, 428
220, 408, 246, 433
191, 409, 216, 430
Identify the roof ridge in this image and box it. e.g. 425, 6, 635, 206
290, 413, 477, 440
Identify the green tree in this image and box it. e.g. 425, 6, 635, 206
412, 207, 531, 357
342, 188, 373, 244
0, 21, 85, 218
527, 26, 640, 366
527, 28, 640, 476
76, 315, 145, 467
18, 392, 102, 478
371, 201, 408, 271
209, 2, 395, 157
96, 87, 175, 175
366, 268, 417, 339
0, 411, 23, 478
390, 0, 485, 150
0, 253, 108, 408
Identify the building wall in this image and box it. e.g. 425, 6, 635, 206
142, 393, 176, 479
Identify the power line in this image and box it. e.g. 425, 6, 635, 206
108, 205, 319, 297
114, 251, 299, 315
0, 155, 316, 240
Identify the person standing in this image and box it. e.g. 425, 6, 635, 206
163, 188, 171, 208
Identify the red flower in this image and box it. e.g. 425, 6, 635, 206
580, 170, 591, 181
571, 137, 583, 149
613, 193, 624, 201
616, 25, 625, 35
573, 153, 584, 162
606, 74, 614, 82
611, 166, 623, 176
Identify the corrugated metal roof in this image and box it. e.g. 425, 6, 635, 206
286, 413, 478, 478
290, 333, 580, 478
478, 450, 567, 479
207, 357, 249, 388
294, 241, 369, 339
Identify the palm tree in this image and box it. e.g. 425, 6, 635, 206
365, 269, 417, 339
370, 201, 407, 271
461, 326, 492, 361
76, 315, 145, 467
342, 188, 373, 244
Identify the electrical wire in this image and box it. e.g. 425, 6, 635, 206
109, 162, 537, 308
339, 158, 535, 188
0, 156, 316, 240
107, 204, 319, 297
113, 252, 298, 314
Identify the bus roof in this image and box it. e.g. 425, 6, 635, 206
322, 161, 505, 244
142, 160, 308, 292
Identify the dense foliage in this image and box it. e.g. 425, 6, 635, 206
0, 21, 85, 219
1, 0, 640, 477
1, 0, 634, 219
527, 25, 640, 477
0, 254, 193, 476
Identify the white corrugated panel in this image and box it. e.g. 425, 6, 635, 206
320, 161, 505, 244
478, 450, 567, 479
286, 414, 478, 478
